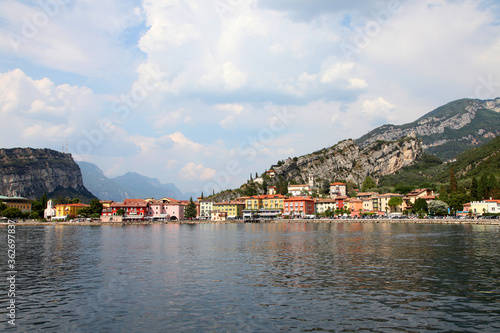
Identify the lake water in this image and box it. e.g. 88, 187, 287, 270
1, 222, 500, 332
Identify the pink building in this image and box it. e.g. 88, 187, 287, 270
148, 199, 185, 220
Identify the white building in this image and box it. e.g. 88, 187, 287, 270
44, 199, 56, 219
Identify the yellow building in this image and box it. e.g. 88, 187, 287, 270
55, 203, 90, 218
0, 196, 32, 212
212, 201, 245, 218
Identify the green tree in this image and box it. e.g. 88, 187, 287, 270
362, 176, 377, 192
449, 167, 458, 193
185, 197, 197, 219
394, 184, 414, 195
388, 196, 403, 212
439, 186, 449, 203
70, 198, 81, 204
470, 177, 478, 201
89, 199, 103, 216
0, 202, 7, 213
116, 208, 125, 216
77, 207, 92, 218
429, 200, 449, 216
478, 173, 488, 200
412, 198, 428, 214
321, 180, 330, 195
487, 174, 499, 199
1, 207, 23, 219
448, 192, 471, 214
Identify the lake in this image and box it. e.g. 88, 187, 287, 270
1, 222, 499, 332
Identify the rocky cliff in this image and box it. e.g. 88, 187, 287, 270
271, 135, 423, 185
357, 98, 500, 160
0, 148, 95, 201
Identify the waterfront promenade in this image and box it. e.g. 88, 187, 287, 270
6, 218, 500, 226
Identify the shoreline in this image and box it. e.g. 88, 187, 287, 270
4, 218, 499, 226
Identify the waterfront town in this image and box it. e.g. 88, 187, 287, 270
1, 172, 499, 223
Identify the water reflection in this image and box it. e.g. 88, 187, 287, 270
0, 223, 499, 332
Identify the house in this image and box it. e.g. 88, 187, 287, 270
403, 189, 435, 210
268, 186, 277, 195
470, 199, 500, 216
109, 199, 148, 219
334, 196, 349, 213
243, 194, 286, 219
55, 203, 91, 218
211, 211, 228, 221
375, 193, 404, 214
348, 198, 363, 217
266, 170, 276, 178
213, 201, 245, 219
314, 198, 336, 215
0, 195, 32, 212
288, 174, 318, 197
330, 182, 347, 199
284, 196, 315, 217
199, 199, 214, 219
356, 192, 377, 200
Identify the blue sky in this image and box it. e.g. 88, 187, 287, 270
1, 0, 499, 195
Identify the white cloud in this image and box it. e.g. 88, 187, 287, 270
178, 162, 217, 181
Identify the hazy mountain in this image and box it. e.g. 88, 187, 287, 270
77, 161, 186, 201
111, 172, 184, 200
77, 161, 129, 201
356, 98, 500, 161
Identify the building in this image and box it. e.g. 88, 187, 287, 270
55, 203, 91, 218
470, 199, 500, 216
376, 193, 404, 214
268, 186, 277, 195
199, 199, 214, 219
330, 182, 347, 199
284, 197, 315, 217
109, 199, 148, 219
287, 173, 318, 197
243, 194, 286, 219
266, 170, 276, 178
211, 211, 228, 221
356, 192, 377, 200
314, 198, 336, 215
348, 198, 363, 217
403, 189, 435, 210
213, 201, 245, 219
44, 199, 56, 219
0, 195, 32, 212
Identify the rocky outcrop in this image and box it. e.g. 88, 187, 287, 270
271, 135, 423, 185
356, 98, 500, 160
0, 148, 95, 200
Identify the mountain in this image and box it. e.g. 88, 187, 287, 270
77, 161, 130, 202
77, 161, 186, 201
0, 148, 96, 202
357, 98, 500, 160
111, 172, 184, 200
270, 134, 423, 186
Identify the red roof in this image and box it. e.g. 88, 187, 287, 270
330, 182, 346, 186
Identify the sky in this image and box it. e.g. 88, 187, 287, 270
1, 0, 500, 195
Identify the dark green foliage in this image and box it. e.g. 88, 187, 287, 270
447, 192, 472, 213
361, 176, 377, 192
1, 207, 23, 218
388, 197, 403, 208
412, 198, 428, 214
116, 208, 125, 216
185, 198, 197, 219
394, 184, 415, 195
478, 174, 488, 200
470, 177, 478, 201
450, 168, 458, 193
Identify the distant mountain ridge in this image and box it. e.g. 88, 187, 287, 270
357, 98, 500, 160
77, 161, 187, 201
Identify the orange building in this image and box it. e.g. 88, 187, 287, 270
284, 197, 315, 217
